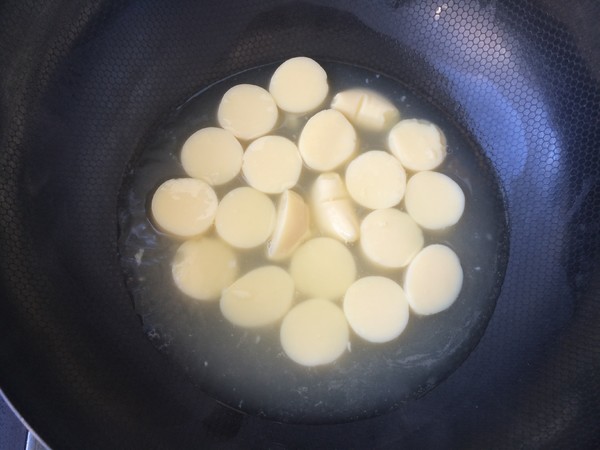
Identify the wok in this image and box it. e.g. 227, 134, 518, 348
1, 0, 599, 448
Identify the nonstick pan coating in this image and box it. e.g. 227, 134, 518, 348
1, 0, 599, 448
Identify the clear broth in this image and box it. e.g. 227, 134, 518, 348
118, 61, 509, 423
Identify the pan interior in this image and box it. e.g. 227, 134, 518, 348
118, 60, 509, 423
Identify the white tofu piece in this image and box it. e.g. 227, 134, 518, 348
220, 266, 294, 328
215, 187, 275, 249
180, 127, 243, 186
151, 178, 218, 238
360, 208, 423, 269
269, 57, 329, 113
290, 237, 356, 300
404, 244, 463, 315
217, 84, 278, 140
404, 171, 465, 230
388, 119, 447, 171
343, 276, 409, 343
171, 237, 238, 301
242, 135, 302, 194
298, 109, 357, 171
280, 298, 349, 366
345, 150, 406, 209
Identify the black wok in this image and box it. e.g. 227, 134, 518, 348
1, 0, 599, 448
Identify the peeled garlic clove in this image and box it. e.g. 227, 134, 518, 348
267, 190, 310, 261
311, 172, 359, 243
332, 88, 399, 131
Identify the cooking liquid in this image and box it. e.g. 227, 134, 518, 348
118, 61, 509, 422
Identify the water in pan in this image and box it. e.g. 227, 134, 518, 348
118, 60, 509, 423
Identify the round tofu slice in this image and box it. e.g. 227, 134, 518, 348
311, 172, 359, 243
343, 277, 409, 343
269, 57, 329, 113
172, 237, 238, 301
331, 88, 399, 131
215, 187, 276, 249
298, 109, 357, 171
360, 208, 423, 269
404, 245, 463, 315
388, 119, 447, 171
180, 127, 243, 185
220, 266, 294, 328
242, 135, 302, 194
345, 150, 406, 209
268, 190, 310, 261
404, 171, 465, 230
151, 178, 218, 238
217, 84, 278, 141
290, 237, 356, 300
280, 298, 349, 367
